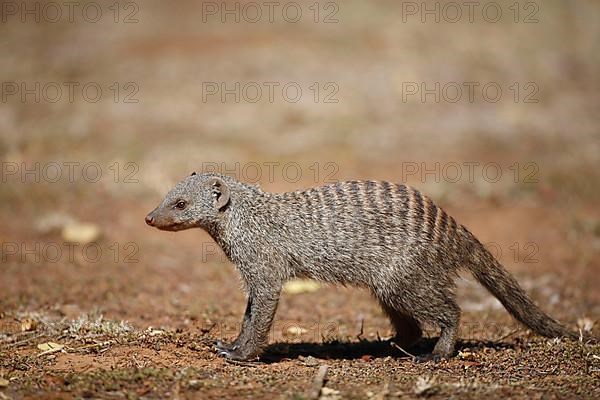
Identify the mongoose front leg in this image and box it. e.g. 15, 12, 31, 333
215, 297, 252, 353
217, 286, 281, 361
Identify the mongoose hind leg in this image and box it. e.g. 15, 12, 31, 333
415, 299, 460, 362
415, 322, 459, 363
431, 299, 460, 359
432, 321, 458, 358
379, 302, 423, 348
383, 275, 460, 362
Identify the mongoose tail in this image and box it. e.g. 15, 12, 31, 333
464, 230, 578, 340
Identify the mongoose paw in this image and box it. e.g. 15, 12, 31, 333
217, 347, 256, 361
415, 353, 444, 363
214, 341, 255, 361
215, 340, 236, 352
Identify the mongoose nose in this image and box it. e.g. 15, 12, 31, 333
145, 214, 154, 226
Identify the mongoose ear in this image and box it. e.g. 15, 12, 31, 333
210, 178, 230, 210
191, 171, 197, 176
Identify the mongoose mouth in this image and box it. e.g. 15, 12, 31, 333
145, 213, 185, 231
152, 222, 186, 232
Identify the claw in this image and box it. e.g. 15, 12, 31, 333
215, 339, 242, 354
214, 340, 254, 361
216, 347, 253, 361
215, 340, 231, 352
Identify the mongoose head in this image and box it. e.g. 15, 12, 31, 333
145, 172, 230, 231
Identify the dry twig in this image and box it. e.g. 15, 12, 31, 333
390, 341, 416, 360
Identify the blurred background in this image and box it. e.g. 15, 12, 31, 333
1, 0, 599, 397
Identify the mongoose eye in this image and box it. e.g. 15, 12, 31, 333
175, 201, 186, 210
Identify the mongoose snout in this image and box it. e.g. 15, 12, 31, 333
144, 208, 178, 230
145, 213, 155, 226
147, 171, 585, 362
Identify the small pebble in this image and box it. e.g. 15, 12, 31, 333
300, 355, 319, 366
188, 379, 202, 389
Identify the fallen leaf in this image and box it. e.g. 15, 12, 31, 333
35, 213, 75, 234
286, 326, 308, 336
37, 342, 64, 352
457, 350, 477, 361
61, 222, 100, 244
20, 318, 38, 332
361, 355, 373, 362
283, 279, 321, 294
577, 317, 594, 333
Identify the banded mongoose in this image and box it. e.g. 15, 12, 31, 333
145, 172, 580, 361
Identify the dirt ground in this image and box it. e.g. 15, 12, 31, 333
1, 0, 600, 399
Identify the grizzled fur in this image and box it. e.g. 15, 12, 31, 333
146, 172, 578, 361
